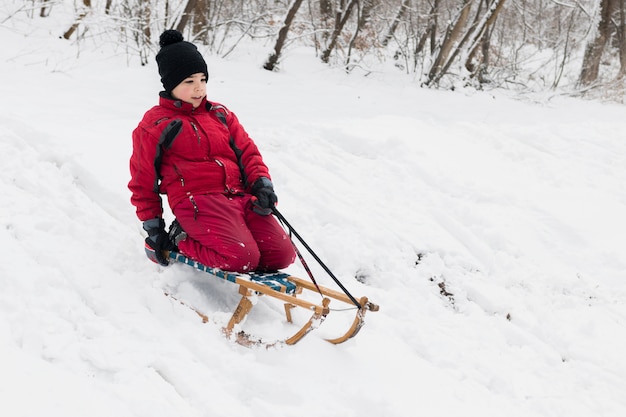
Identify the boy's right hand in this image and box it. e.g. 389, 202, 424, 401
143, 218, 176, 266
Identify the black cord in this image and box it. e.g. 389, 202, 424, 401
272, 207, 362, 309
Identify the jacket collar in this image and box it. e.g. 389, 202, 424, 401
158, 91, 209, 114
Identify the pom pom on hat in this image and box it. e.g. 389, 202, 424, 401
159, 29, 184, 47
156, 30, 209, 93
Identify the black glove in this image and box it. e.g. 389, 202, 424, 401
251, 177, 277, 216
143, 218, 176, 266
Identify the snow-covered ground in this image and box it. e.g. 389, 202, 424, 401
2, 20, 626, 417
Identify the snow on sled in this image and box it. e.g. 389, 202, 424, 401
166, 251, 379, 348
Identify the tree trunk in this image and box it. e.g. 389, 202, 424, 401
464, 0, 507, 78
414, 0, 440, 58
264, 0, 306, 71
424, 0, 506, 86
321, 0, 359, 63
425, 0, 473, 85
346, 0, 377, 68
578, 0, 615, 86
62, 0, 92, 40
618, 0, 626, 77
176, 0, 199, 33
320, 0, 333, 22
40, 0, 50, 17
381, 0, 411, 47
192, 0, 209, 41
139, 0, 152, 64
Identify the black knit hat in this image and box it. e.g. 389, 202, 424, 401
156, 30, 208, 93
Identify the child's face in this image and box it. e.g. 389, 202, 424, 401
171, 72, 207, 108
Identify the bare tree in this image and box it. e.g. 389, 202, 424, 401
171, 0, 210, 43
579, 0, 615, 86
176, 0, 198, 33
40, 0, 51, 17
62, 0, 92, 40
264, 0, 306, 71
9, 0, 626, 97
345, 0, 379, 69
423, 0, 506, 87
414, 0, 441, 60
617, 0, 626, 77
191, 0, 209, 40
464, 0, 507, 81
320, 0, 334, 30
424, 0, 473, 85
381, 0, 412, 47
320, 0, 360, 63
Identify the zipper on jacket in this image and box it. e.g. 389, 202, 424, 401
188, 194, 199, 220
190, 121, 201, 145
173, 165, 184, 187
214, 159, 237, 194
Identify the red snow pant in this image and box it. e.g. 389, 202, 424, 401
173, 193, 296, 273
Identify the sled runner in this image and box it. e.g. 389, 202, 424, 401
166, 251, 379, 347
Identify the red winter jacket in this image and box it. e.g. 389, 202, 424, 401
129, 94, 270, 221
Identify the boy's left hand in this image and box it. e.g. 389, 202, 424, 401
251, 177, 277, 215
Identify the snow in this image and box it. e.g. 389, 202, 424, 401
2, 24, 626, 417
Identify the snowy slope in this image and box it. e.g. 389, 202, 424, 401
1, 24, 626, 417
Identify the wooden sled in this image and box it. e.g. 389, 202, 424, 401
167, 251, 379, 347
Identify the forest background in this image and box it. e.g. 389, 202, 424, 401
4, 0, 626, 100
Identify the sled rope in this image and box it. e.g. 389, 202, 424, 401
290, 236, 324, 296
272, 207, 362, 309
